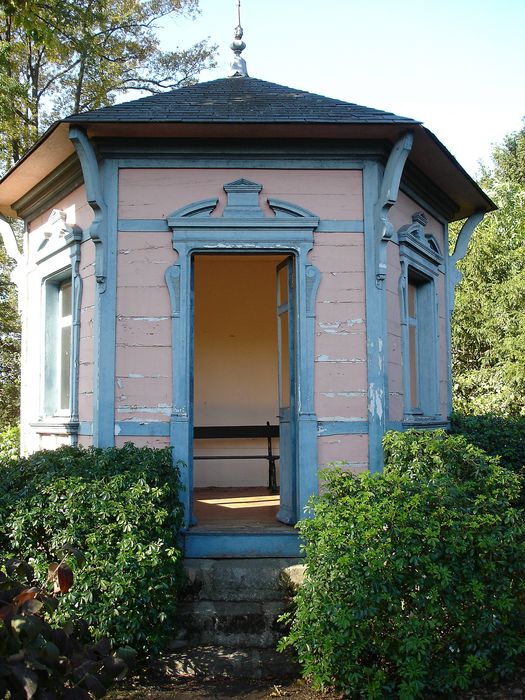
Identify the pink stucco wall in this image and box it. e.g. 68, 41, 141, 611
116, 168, 369, 471
311, 232, 367, 425
119, 169, 363, 221
115, 232, 176, 425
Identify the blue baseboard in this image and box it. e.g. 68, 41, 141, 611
183, 531, 302, 558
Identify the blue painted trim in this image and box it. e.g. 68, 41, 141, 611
397, 217, 442, 419
448, 212, 485, 309
117, 157, 365, 170
69, 128, 108, 285
183, 531, 301, 558
374, 133, 414, 286
118, 219, 169, 232
118, 218, 364, 234
115, 421, 170, 437
363, 161, 386, 472
166, 186, 321, 532
165, 260, 193, 528
317, 420, 369, 436
95, 160, 118, 447
444, 222, 453, 416
447, 211, 485, 417
317, 220, 363, 233
78, 421, 93, 436
69, 229, 83, 444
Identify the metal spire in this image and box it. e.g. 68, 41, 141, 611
228, 0, 248, 78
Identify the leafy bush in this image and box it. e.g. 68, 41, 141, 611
0, 554, 135, 699
0, 424, 19, 463
280, 430, 525, 699
0, 443, 184, 654
450, 412, 525, 475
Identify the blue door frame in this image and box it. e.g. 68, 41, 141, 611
164, 179, 320, 556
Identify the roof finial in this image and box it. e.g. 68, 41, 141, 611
229, 0, 248, 78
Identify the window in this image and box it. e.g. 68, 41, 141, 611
404, 269, 437, 417
397, 212, 443, 422
58, 280, 72, 412
43, 271, 72, 417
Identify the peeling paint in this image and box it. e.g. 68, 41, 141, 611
319, 319, 364, 333
316, 355, 365, 363
117, 405, 171, 415
321, 391, 364, 398
370, 385, 384, 420
319, 416, 364, 422
114, 424, 121, 435
127, 373, 144, 378
132, 316, 169, 322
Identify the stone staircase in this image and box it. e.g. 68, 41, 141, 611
158, 558, 305, 680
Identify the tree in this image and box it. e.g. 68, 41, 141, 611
0, 0, 217, 169
452, 120, 525, 415
0, 236, 20, 427
0, 0, 216, 425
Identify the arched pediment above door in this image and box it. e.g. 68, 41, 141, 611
166, 179, 319, 232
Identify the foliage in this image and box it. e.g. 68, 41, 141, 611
450, 413, 525, 476
0, 424, 19, 462
0, 443, 185, 653
0, 0, 217, 170
0, 239, 20, 429
452, 120, 525, 415
280, 431, 525, 699
0, 553, 136, 699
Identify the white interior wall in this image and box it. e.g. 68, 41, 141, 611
193, 254, 284, 487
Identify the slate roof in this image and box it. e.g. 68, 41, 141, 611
65, 77, 419, 125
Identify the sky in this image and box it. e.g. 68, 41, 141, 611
157, 0, 525, 179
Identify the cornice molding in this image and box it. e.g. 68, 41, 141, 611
14, 154, 83, 222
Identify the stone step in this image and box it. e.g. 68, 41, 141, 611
178, 600, 288, 648
155, 645, 299, 680
183, 557, 302, 602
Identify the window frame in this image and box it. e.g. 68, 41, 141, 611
397, 212, 443, 423
42, 267, 73, 418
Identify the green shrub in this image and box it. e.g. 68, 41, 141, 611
0, 424, 19, 463
0, 554, 136, 699
0, 443, 184, 654
450, 412, 525, 475
280, 430, 525, 699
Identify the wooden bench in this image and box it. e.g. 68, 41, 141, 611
193, 421, 279, 493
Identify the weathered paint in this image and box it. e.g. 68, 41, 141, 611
114, 435, 170, 448
318, 433, 368, 468
119, 169, 364, 221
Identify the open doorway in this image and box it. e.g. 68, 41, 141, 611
192, 253, 292, 529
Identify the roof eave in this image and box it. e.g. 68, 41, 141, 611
0, 119, 495, 221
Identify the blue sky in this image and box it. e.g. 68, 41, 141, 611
158, 0, 525, 179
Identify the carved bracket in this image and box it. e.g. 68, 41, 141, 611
69, 127, 108, 289
448, 210, 485, 312
374, 132, 414, 287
